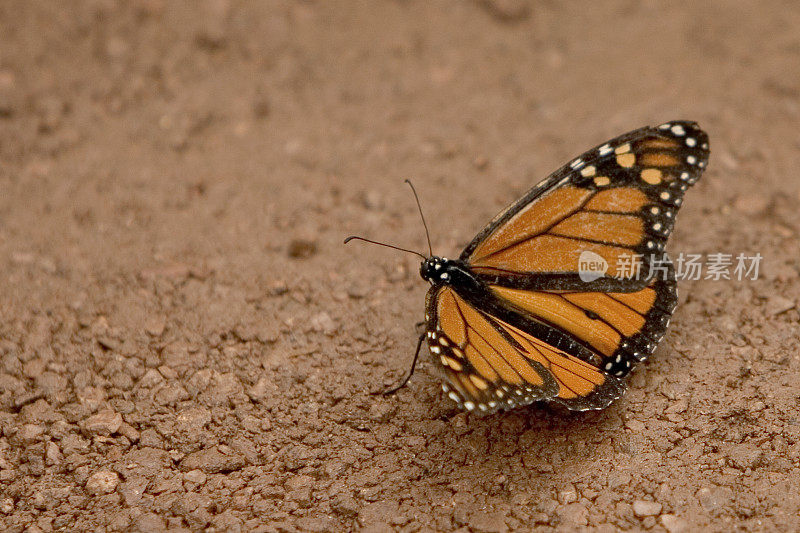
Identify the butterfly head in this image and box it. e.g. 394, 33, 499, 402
420, 256, 459, 285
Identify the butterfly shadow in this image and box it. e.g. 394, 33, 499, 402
415, 395, 628, 496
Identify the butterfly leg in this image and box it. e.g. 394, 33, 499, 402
377, 331, 425, 396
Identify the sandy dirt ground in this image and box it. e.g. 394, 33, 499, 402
1, 1, 800, 531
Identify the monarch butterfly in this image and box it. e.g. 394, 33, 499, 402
346, 121, 709, 413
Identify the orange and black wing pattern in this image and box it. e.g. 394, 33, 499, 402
427, 121, 708, 412
462, 121, 709, 292
426, 286, 625, 413
487, 260, 677, 380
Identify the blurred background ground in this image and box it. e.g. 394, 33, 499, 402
1, 1, 800, 531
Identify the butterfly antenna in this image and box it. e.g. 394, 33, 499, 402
404, 179, 433, 257
343, 236, 427, 260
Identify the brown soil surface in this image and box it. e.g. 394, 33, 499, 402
2, 1, 800, 532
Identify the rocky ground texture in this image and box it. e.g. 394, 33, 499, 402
1, 1, 800, 531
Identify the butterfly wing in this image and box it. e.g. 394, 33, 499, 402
486, 256, 677, 379
462, 121, 709, 291
426, 286, 625, 413
429, 121, 707, 412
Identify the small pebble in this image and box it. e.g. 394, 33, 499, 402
0, 498, 14, 514
330, 494, 359, 517
15, 424, 45, 443
45, 441, 62, 465
118, 422, 140, 443
184, 469, 207, 485
479, 0, 531, 23
145, 316, 166, 336
661, 513, 688, 533
473, 156, 489, 170
82, 409, 122, 435
85, 470, 120, 495
632, 500, 662, 517
361, 190, 383, 210
309, 312, 336, 335
733, 193, 768, 215
557, 484, 578, 505
287, 239, 317, 259
119, 476, 149, 506
766, 296, 795, 316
